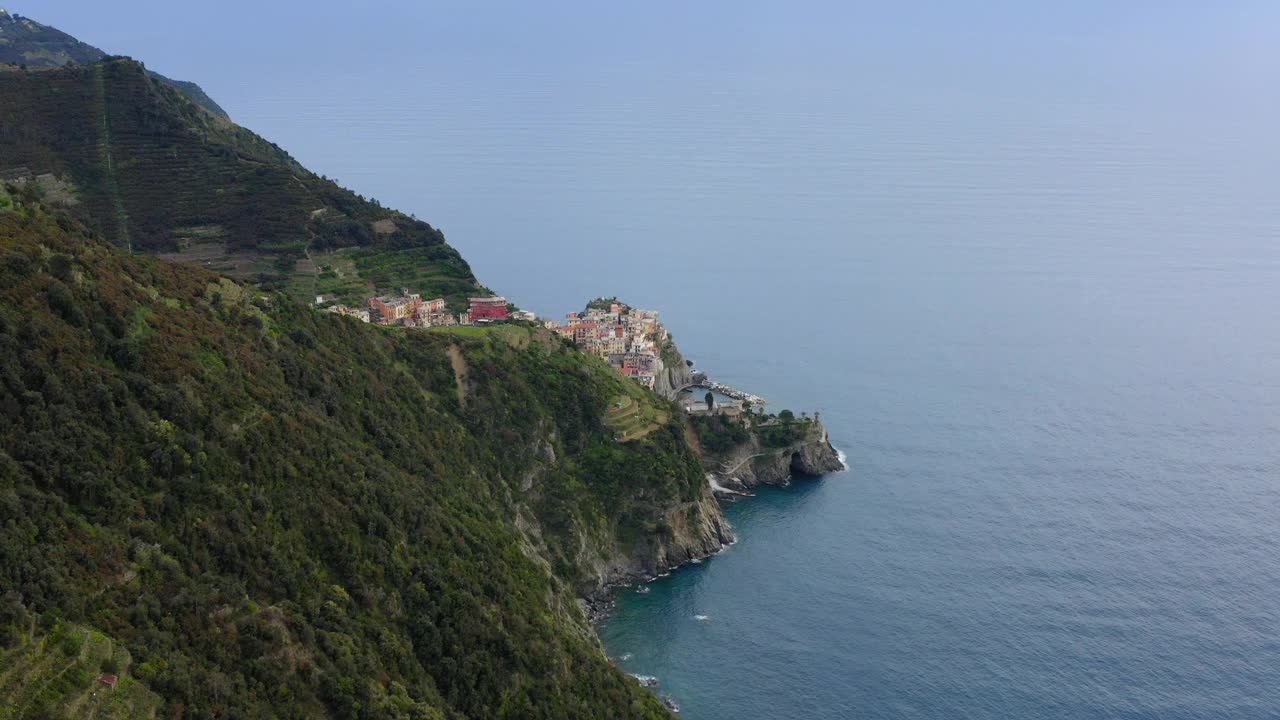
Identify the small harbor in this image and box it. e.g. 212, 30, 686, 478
690, 371, 766, 407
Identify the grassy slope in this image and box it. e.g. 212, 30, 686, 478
0, 196, 697, 718
0, 58, 479, 307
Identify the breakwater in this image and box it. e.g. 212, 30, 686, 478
695, 380, 766, 407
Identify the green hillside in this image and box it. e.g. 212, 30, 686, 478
0, 8, 228, 117
0, 56, 479, 308
0, 190, 719, 718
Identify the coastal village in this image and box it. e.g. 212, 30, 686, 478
316, 291, 765, 414
319, 291, 535, 327
551, 301, 666, 391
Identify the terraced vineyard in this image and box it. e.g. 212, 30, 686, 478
306, 245, 482, 309
430, 325, 675, 442
605, 392, 671, 443
0, 622, 160, 720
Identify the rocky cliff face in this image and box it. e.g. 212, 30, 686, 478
565, 416, 845, 618
705, 419, 845, 496
652, 340, 694, 400
506, 427, 735, 619
572, 490, 735, 619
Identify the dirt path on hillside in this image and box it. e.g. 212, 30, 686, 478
446, 345, 469, 409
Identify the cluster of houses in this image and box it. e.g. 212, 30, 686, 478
546, 301, 668, 390
320, 291, 536, 327
315, 291, 750, 416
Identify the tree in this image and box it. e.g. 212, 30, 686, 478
778, 409, 795, 423
705, 391, 714, 412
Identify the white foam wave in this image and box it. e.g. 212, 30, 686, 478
630, 674, 659, 688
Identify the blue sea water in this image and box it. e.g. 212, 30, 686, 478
57, 1, 1280, 717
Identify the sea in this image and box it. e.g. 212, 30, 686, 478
181, 2, 1280, 717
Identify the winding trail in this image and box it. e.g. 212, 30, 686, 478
718, 450, 785, 476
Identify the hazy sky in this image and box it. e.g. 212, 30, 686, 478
21, 1, 1280, 122
14, 1, 1280, 319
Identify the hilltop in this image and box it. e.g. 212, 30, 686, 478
0, 52, 480, 309
0, 8, 227, 117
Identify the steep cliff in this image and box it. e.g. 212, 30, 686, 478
565, 491, 734, 621
450, 327, 734, 601
652, 337, 694, 400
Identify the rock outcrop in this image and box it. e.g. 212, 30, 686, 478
520, 335, 842, 620
652, 339, 694, 400
572, 415, 845, 619
704, 419, 845, 496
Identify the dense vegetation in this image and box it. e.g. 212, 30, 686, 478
754, 419, 811, 448
689, 414, 751, 454
0, 57, 478, 306
0, 194, 698, 718
690, 410, 815, 454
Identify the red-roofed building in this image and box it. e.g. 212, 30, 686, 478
469, 296, 509, 320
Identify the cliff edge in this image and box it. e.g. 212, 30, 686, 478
690, 413, 845, 497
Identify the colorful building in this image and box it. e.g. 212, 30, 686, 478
370, 293, 422, 323
469, 296, 509, 320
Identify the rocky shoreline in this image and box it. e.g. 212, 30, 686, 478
580, 418, 845, 624
578, 491, 736, 624
579, 532, 739, 624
